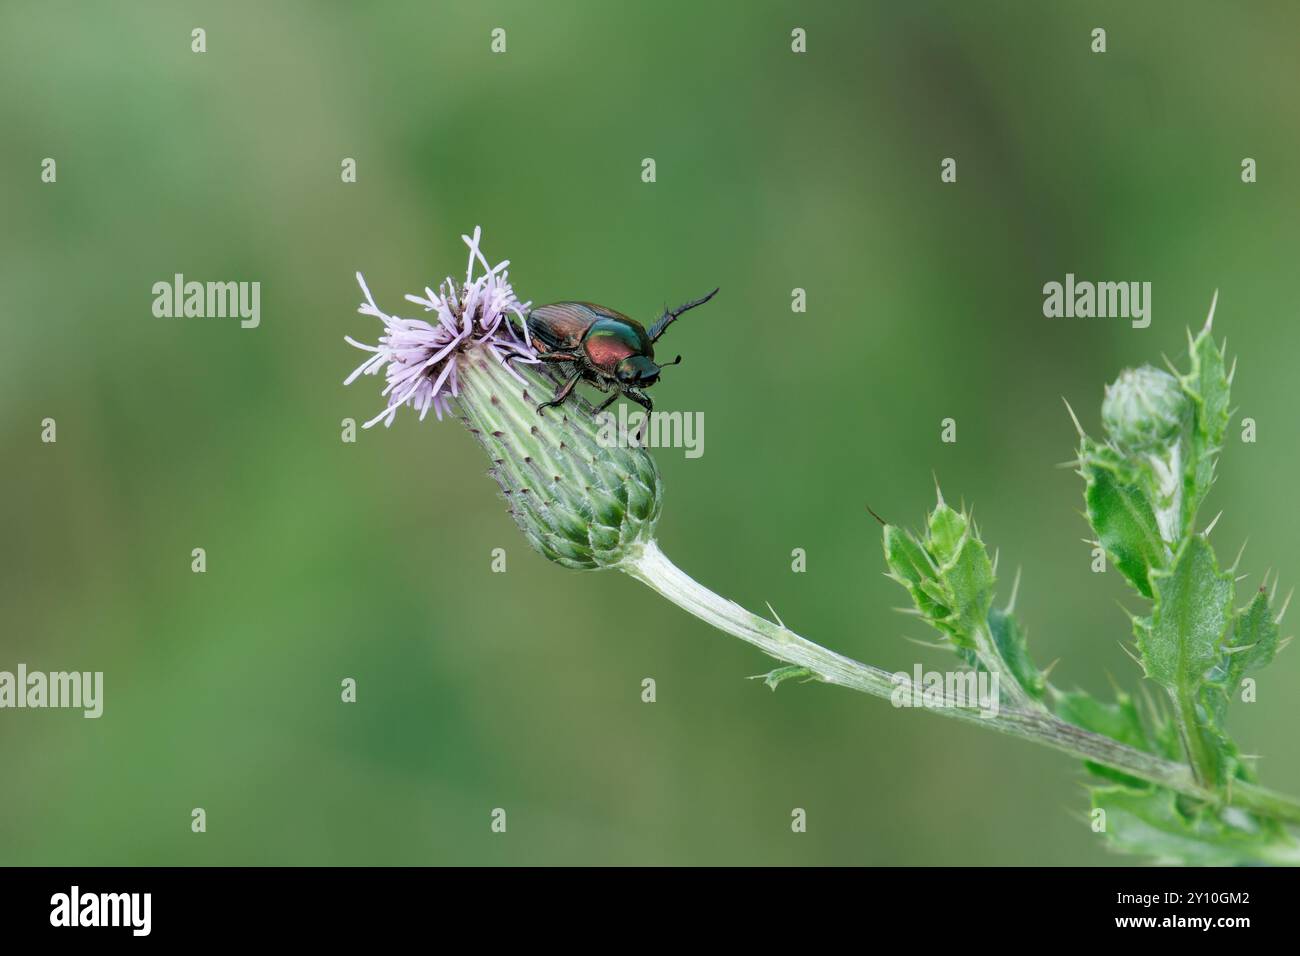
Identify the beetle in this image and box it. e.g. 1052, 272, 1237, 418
515, 288, 719, 414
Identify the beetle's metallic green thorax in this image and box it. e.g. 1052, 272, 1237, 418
582, 317, 653, 367
520, 288, 716, 415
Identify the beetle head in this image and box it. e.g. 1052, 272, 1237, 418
615, 354, 663, 387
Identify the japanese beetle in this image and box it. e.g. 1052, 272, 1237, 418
518, 288, 718, 414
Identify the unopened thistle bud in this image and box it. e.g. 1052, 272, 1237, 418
345, 227, 661, 570
1101, 365, 1188, 454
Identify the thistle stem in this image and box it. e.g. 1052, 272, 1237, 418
1171, 688, 1218, 789
624, 539, 1300, 827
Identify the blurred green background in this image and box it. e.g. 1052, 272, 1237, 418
3, 0, 1299, 866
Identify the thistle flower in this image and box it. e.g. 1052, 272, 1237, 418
345, 227, 536, 428
345, 227, 660, 569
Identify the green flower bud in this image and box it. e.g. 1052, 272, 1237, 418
1101, 365, 1188, 453
456, 346, 662, 570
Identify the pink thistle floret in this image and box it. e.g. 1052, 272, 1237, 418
345, 227, 538, 427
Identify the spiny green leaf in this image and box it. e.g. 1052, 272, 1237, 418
881, 525, 949, 622
1180, 328, 1231, 533
925, 504, 995, 644
1092, 785, 1297, 865
1204, 586, 1280, 724
1137, 535, 1235, 787
883, 504, 1055, 707
1200, 716, 1245, 786
926, 503, 969, 562
1138, 535, 1232, 692
987, 606, 1045, 701
1081, 439, 1165, 598
882, 504, 994, 652
1226, 587, 1281, 683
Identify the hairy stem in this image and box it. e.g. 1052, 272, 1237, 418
1171, 688, 1218, 789
624, 540, 1300, 827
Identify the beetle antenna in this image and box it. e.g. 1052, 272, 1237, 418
661, 355, 683, 367
649, 287, 719, 342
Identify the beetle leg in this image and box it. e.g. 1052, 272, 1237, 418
623, 388, 653, 414
595, 390, 621, 413
536, 370, 582, 413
